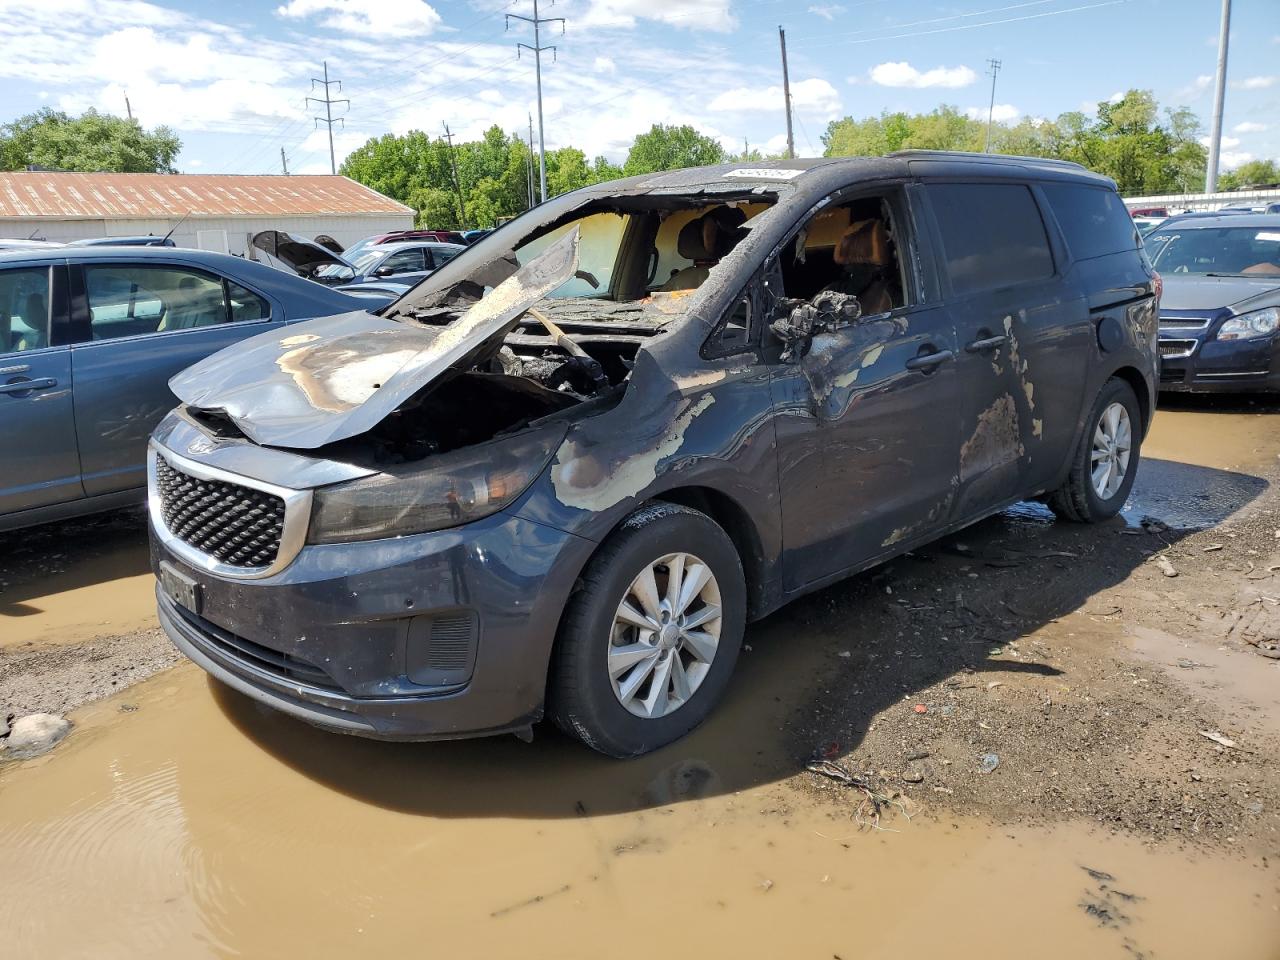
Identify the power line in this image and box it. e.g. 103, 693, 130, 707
984, 58, 1002, 153
307, 61, 349, 175
507, 0, 564, 204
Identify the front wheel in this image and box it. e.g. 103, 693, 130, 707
549, 502, 746, 758
1048, 378, 1142, 523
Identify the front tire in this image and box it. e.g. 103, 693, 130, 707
549, 502, 746, 758
1048, 377, 1142, 523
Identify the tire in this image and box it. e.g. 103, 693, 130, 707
549, 502, 746, 758
1048, 377, 1142, 523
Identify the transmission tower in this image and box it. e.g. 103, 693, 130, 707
307, 61, 349, 175
507, 0, 564, 204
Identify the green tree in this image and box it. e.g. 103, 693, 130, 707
1219, 159, 1280, 190
0, 108, 180, 173
622, 124, 726, 176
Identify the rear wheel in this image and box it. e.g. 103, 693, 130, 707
549, 502, 746, 758
1048, 378, 1141, 523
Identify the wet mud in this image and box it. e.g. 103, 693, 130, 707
1, 666, 1277, 960
1, 394, 1278, 958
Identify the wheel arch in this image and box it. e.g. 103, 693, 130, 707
1108, 364, 1153, 437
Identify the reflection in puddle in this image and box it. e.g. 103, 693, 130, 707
0, 667, 1276, 960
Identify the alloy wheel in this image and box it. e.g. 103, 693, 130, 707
607, 552, 723, 719
1090, 401, 1132, 501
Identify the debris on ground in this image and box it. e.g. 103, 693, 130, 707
980, 753, 1000, 774
1155, 556, 1178, 578
1198, 730, 1236, 749
806, 759, 912, 830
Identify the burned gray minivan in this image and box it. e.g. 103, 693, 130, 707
149, 154, 1159, 757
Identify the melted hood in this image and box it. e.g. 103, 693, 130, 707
172, 227, 581, 449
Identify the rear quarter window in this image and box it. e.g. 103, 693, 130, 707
927, 183, 1055, 295
1042, 183, 1139, 261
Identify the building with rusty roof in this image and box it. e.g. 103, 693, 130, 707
0, 172, 414, 257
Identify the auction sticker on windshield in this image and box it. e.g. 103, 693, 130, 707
723, 168, 804, 180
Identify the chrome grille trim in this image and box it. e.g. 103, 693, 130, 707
1158, 316, 1210, 330
148, 443, 313, 580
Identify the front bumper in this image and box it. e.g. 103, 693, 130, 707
151, 509, 596, 741
1158, 311, 1280, 393
1158, 334, 1280, 392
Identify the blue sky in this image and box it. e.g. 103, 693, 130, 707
0, 0, 1275, 176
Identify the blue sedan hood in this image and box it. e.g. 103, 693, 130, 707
170, 227, 580, 450
1159, 274, 1280, 312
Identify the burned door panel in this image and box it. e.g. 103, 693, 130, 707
772, 304, 960, 591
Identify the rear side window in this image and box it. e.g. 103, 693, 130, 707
928, 183, 1055, 295
0, 267, 51, 354
1042, 183, 1138, 260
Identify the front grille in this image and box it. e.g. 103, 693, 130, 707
155, 456, 285, 568
1158, 339, 1196, 359
1158, 316, 1210, 330
172, 602, 341, 691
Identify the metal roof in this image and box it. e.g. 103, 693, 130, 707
0, 172, 413, 220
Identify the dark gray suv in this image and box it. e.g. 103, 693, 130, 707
149, 154, 1159, 757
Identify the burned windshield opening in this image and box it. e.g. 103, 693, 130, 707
388, 192, 778, 327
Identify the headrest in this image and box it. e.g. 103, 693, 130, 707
24, 293, 44, 320
834, 219, 892, 268
178, 276, 199, 291
677, 206, 747, 261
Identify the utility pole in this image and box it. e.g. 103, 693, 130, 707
442, 123, 467, 228
527, 113, 537, 209
280, 147, 289, 176
1205, 0, 1231, 193
306, 61, 349, 175
124, 94, 133, 121
507, 0, 564, 204
778, 26, 795, 160
984, 58, 1002, 153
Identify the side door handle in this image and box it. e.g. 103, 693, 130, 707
965, 334, 1009, 353
905, 349, 955, 372
0, 377, 57, 395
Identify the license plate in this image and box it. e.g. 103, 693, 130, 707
159, 562, 201, 615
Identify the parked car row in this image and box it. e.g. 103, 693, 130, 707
5, 156, 1275, 761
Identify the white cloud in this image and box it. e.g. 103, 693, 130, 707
867, 61, 976, 89
709, 77, 841, 117
965, 104, 1020, 123
1233, 121, 1267, 133
1219, 151, 1255, 168
1107, 91, 1124, 103
1200, 135, 1241, 149
578, 0, 735, 33
593, 56, 617, 74
763, 133, 790, 155
1237, 75, 1277, 90
808, 4, 845, 20
275, 0, 441, 37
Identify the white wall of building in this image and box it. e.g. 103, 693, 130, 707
0, 213, 415, 260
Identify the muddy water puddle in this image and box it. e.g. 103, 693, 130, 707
2, 665, 1277, 960
0, 508, 153, 649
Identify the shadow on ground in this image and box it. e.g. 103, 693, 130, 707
214, 453, 1269, 820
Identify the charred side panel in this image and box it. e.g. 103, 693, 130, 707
510, 329, 784, 610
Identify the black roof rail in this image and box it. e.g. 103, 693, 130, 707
887, 149, 1087, 171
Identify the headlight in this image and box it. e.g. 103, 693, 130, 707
308, 423, 567, 544
1218, 307, 1280, 342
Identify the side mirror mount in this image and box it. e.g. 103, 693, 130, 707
769, 291, 862, 362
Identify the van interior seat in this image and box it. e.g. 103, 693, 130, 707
659, 207, 747, 292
